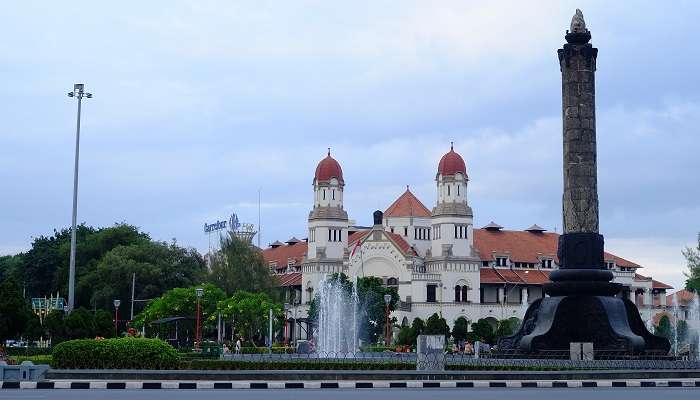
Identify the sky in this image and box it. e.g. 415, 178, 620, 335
1, 1, 698, 290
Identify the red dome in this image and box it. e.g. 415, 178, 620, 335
437, 144, 467, 176
314, 150, 344, 183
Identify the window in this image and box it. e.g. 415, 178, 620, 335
447, 185, 450, 196
457, 185, 460, 196
309, 228, 315, 242
390, 226, 394, 233
323, 189, 326, 200
496, 257, 508, 267
328, 229, 342, 242
605, 261, 615, 270
332, 189, 335, 200
482, 261, 489, 267
541, 259, 552, 269
454, 225, 467, 239
432, 225, 441, 240
404, 227, 408, 237
454, 285, 469, 303
414, 227, 430, 240
387, 277, 398, 288
426, 284, 437, 303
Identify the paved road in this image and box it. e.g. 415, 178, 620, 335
0, 388, 696, 399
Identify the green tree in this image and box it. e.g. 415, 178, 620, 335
210, 233, 277, 295
684, 233, 700, 292
0, 277, 30, 342
0, 255, 22, 284
452, 317, 470, 342
655, 315, 672, 340
356, 276, 398, 344
44, 310, 66, 342
424, 313, 450, 342
495, 317, 521, 340
409, 317, 425, 345
471, 318, 495, 344
133, 284, 225, 331
63, 308, 95, 339
396, 325, 413, 346
23, 313, 43, 341
218, 291, 283, 346
94, 309, 115, 338
85, 239, 206, 311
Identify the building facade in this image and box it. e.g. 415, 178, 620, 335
264, 148, 675, 343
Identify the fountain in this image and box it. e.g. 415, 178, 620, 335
672, 292, 679, 356
690, 293, 700, 360
314, 275, 359, 355
520, 289, 529, 320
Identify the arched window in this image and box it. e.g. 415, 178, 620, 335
461, 285, 469, 303
387, 277, 398, 288
454, 286, 461, 302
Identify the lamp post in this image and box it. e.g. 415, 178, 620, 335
195, 288, 204, 351
384, 294, 392, 346
283, 303, 290, 346
113, 299, 121, 337
66, 84, 92, 314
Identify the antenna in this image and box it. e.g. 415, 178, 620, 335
258, 188, 261, 248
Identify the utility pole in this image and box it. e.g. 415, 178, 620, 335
130, 273, 136, 320
66, 83, 92, 313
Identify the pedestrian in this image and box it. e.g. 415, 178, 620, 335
235, 338, 241, 354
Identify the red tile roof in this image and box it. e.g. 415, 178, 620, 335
384, 188, 431, 218
474, 229, 641, 269
479, 268, 550, 285
666, 289, 695, 306
277, 272, 302, 287
261, 241, 307, 267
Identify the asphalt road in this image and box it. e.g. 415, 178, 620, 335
0, 388, 696, 399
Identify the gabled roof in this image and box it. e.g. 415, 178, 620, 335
270, 240, 284, 248
285, 237, 301, 245
384, 188, 431, 218
348, 229, 416, 256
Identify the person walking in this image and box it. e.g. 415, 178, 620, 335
235, 338, 241, 354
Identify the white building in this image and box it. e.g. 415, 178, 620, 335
264, 147, 675, 342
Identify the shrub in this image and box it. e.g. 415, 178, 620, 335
52, 338, 179, 369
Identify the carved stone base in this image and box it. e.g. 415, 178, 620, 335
498, 296, 670, 354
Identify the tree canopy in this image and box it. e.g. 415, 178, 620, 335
217, 291, 283, 345
209, 233, 277, 295
0, 277, 30, 342
684, 233, 700, 292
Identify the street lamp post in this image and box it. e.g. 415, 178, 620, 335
283, 303, 290, 346
66, 84, 92, 314
113, 299, 121, 337
383, 294, 392, 346
195, 288, 204, 351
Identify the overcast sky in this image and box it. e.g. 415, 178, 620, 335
1, 1, 698, 289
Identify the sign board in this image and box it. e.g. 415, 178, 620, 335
416, 335, 445, 371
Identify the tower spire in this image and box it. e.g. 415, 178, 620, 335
327, 147, 331, 156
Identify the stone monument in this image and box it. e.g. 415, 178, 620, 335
498, 10, 670, 354
416, 335, 445, 371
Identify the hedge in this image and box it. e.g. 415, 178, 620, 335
178, 360, 575, 371
52, 338, 179, 369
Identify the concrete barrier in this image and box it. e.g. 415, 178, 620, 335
0, 361, 49, 381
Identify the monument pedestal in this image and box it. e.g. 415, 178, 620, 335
498, 233, 670, 354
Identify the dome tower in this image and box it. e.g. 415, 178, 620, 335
307, 149, 349, 261
431, 143, 475, 258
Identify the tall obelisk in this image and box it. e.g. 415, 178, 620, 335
561, 9, 599, 234
496, 10, 670, 354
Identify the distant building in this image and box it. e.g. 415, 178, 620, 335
264, 148, 676, 343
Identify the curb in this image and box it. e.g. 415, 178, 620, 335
2, 380, 700, 389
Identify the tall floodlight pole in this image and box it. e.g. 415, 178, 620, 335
66, 84, 92, 313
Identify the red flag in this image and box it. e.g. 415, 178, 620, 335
351, 239, 362, 257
